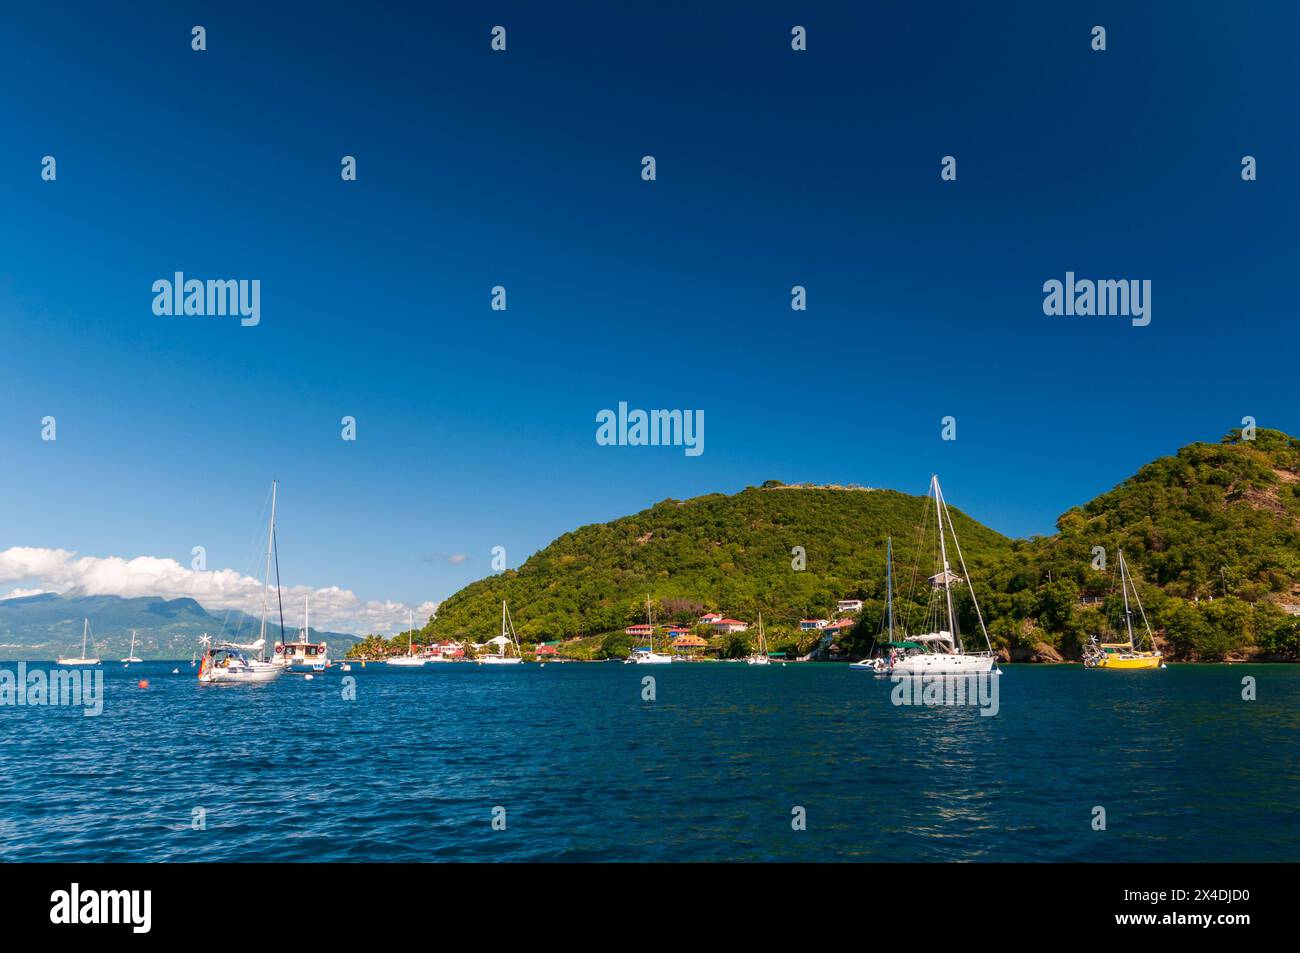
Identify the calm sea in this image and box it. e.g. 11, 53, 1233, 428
0, 662, 1295, 862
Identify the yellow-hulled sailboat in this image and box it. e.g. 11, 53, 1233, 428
1084, 548, 1164, 670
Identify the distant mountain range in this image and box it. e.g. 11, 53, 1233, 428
0, 592, 361, 660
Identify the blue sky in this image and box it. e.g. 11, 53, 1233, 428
2, 2, 1298, 631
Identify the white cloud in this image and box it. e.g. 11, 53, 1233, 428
447, 553, 468, 565
0, 587, 49, 601
0, 547, 437, 634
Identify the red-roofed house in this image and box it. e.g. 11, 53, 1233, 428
710, 618, 749, 634
697, 613, 723, 625
625, 623, 654, 636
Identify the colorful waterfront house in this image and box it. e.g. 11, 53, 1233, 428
800, 619, 830, 631
535, 643, 558, 657
837, 599, 864, 614
671, 634, 708, 654
697, 612, 723, 625
664, 626, 691, 638
710, 618, 749, 634
625, 623, 655, 637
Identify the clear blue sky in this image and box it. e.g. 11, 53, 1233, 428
2, 2, 1297, 624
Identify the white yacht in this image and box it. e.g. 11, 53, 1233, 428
200, 481, 287, 684
890, 475, 998, 676
56, 619, 101, 666
275, 593, 328, 671
387, 609, 428, 666
625, 595, 673, 664
746, 613, 771, 665
479, 601, 524, 664
120, 630, 143, 665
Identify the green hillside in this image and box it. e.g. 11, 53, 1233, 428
423, 482, 1013, 651
416, 430, 1300, 663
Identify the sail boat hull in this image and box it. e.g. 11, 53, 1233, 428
891, 652, 996, 675
479, 655, 523, 665
1095, 653, 1162, 670
625, 653, 672, 664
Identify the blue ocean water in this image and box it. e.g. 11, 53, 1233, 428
0, 662, 1295, 862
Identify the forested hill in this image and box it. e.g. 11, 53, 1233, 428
420, 429, 1300, 662
425, 482, 1013, 642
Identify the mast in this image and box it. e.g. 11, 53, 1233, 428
1119, 549, 1136, 649
258, 480, 278, 656
304, 593, 310, 642
409, 609, 415, 657
82, 618, 89, 659
932, 475, 959, 652
886, 536, 894, 642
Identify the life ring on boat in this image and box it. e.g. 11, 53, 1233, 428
274, 644, 284, 654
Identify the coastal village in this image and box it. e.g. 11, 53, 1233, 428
345, 598, 869, 663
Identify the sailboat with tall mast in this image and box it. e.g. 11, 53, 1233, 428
199, 481, 285, 683
479, 600, 524, 664
851, 536, 916, 672
624, 595, 672, 664
120, 630, 143, 665
891, 475, 997, 675
1083, 548, 1164, 670
746, 613, 771, 665
274, 592, 329, 671
386, 609, 428, 666
56, 619, 101, 666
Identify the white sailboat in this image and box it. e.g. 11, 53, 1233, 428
120, 629, 143, 665
386, 609, 428, 666
479, 601, 524, 664
891, 475, 998, 676
624, 596, 672, 664
746, 613, 771, 665
56, 618, 101, 666
275, 592, 329, 671
199, 482, 286, 684
851, 536, 907, 673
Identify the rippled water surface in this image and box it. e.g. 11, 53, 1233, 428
1, 662, 1295, 861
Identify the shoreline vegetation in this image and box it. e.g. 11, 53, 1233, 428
350, 430, 1300, 666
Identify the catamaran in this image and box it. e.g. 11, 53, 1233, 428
1083, 548, 1164, 670
56, 618, 101, 666
624, 595, 672, 664
120, 629, 143, 665
746, 613, 771, 665
386, 609, 428, 666
479, 600, 524, 664
890, 476, 998, 675
275, 592, 329, 671
199, 482, 286, 684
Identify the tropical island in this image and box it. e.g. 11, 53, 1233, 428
348, 429, 1300, 664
